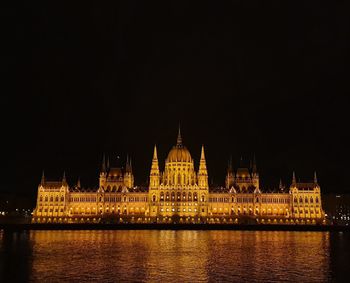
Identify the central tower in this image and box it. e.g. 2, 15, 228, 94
148, 127, 209, 221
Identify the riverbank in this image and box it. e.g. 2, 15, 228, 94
1, 223, 349, 231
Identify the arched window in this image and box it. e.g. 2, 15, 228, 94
39, 196, 43, 202
112, 186, 117, 192
99, 197, 102, 202
152, 195, 156, 202
201, 195, 205, 202
194, 192, 198, 201
107, 186, 111, 192
160, 192, 164, 201
188, 192, 192, 201
294, 197, 297, 203
61, 196, 64, 202
177, 192, 181, 201
50, 196, 53, 202
166, 192, 170, 200
256, 198, 259, 203
305, 197, 308, 203
310, 197, 313, 203
299, 197, 303, 203
178, 174, 181, 184
183, 192, 186, 201
55, 196, 59, 202
316, 197, 319, 203
171, 192, 175, 201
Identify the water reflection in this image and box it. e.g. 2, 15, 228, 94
1, 230, 346, 282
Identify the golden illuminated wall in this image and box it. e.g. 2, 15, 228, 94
33, 182, 68, 218
32, 136, 325, 224
290, 185, 323, 219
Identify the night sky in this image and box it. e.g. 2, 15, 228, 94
7, 2, 350, 201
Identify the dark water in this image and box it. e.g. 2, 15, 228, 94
0, 230, 349, 282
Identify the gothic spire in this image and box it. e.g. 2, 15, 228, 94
77, 177, 81, 188
62, 171, 67, 184
151, 145, 159, 171
153, 144, 158, 160
177, 124, 182, 146
198, 145, 208, 175
314, 171, 318, 184
292, 171, 296, 185
41, 170, 45, 185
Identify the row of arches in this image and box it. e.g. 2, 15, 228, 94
157, 192, 205, 202
39, 195, 64, 202
293, 196, 319, 204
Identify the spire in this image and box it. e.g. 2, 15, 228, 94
200, 144, 206, 161
150, 144, 160, 188
107, 156, 110, 170
177, 124, 182, 146
198, 145, 208, 188
292, 171, 296, 185
126, 154, 130, 172
101, 154, 106, 172
41, 170, 45, 185
314, 171, 318, 184
62, 171, 66, 184
151, 145, 160, 172
153, 144, 158, 160
77, 178, 81, 188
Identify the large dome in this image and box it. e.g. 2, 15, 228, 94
166, 127, 192, 163
167, 145, 192, 162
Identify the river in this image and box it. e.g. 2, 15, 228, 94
1, 230, 349, 282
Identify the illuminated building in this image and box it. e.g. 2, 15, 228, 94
32, 129, 325, 224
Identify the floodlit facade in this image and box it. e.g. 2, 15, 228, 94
32, 129, 325, 224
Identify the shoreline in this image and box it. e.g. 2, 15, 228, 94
1, 223, 349, 232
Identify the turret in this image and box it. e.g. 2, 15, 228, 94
314, 171, 318, 185
99, 154, 107, 188
62, 171, 67, 185
198, 145, 208, 188
149, 145, 160, 189
279, 178, 285, 192
292, 171, 296, 186
124, 155, 134, 188
41, 170, 45, 185
225, 158, 234, 189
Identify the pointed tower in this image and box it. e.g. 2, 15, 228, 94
177, 124, 183, 147
279, 178, 284, 192
198, 145, 209, 189
124, 155, 134, 188
225, 157, 234, 189
62, 171, 67, 185
251, 154, 259, 189
41, 170, 45, 185
292, 171, 296, 186
77, 178, 81, 188
149, 145, 160, 189
99, 154, 107, 188
314, 171, 318, 184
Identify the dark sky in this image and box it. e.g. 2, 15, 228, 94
7, 2, 350, 199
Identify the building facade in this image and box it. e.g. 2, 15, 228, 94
32, 130, 325, 224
